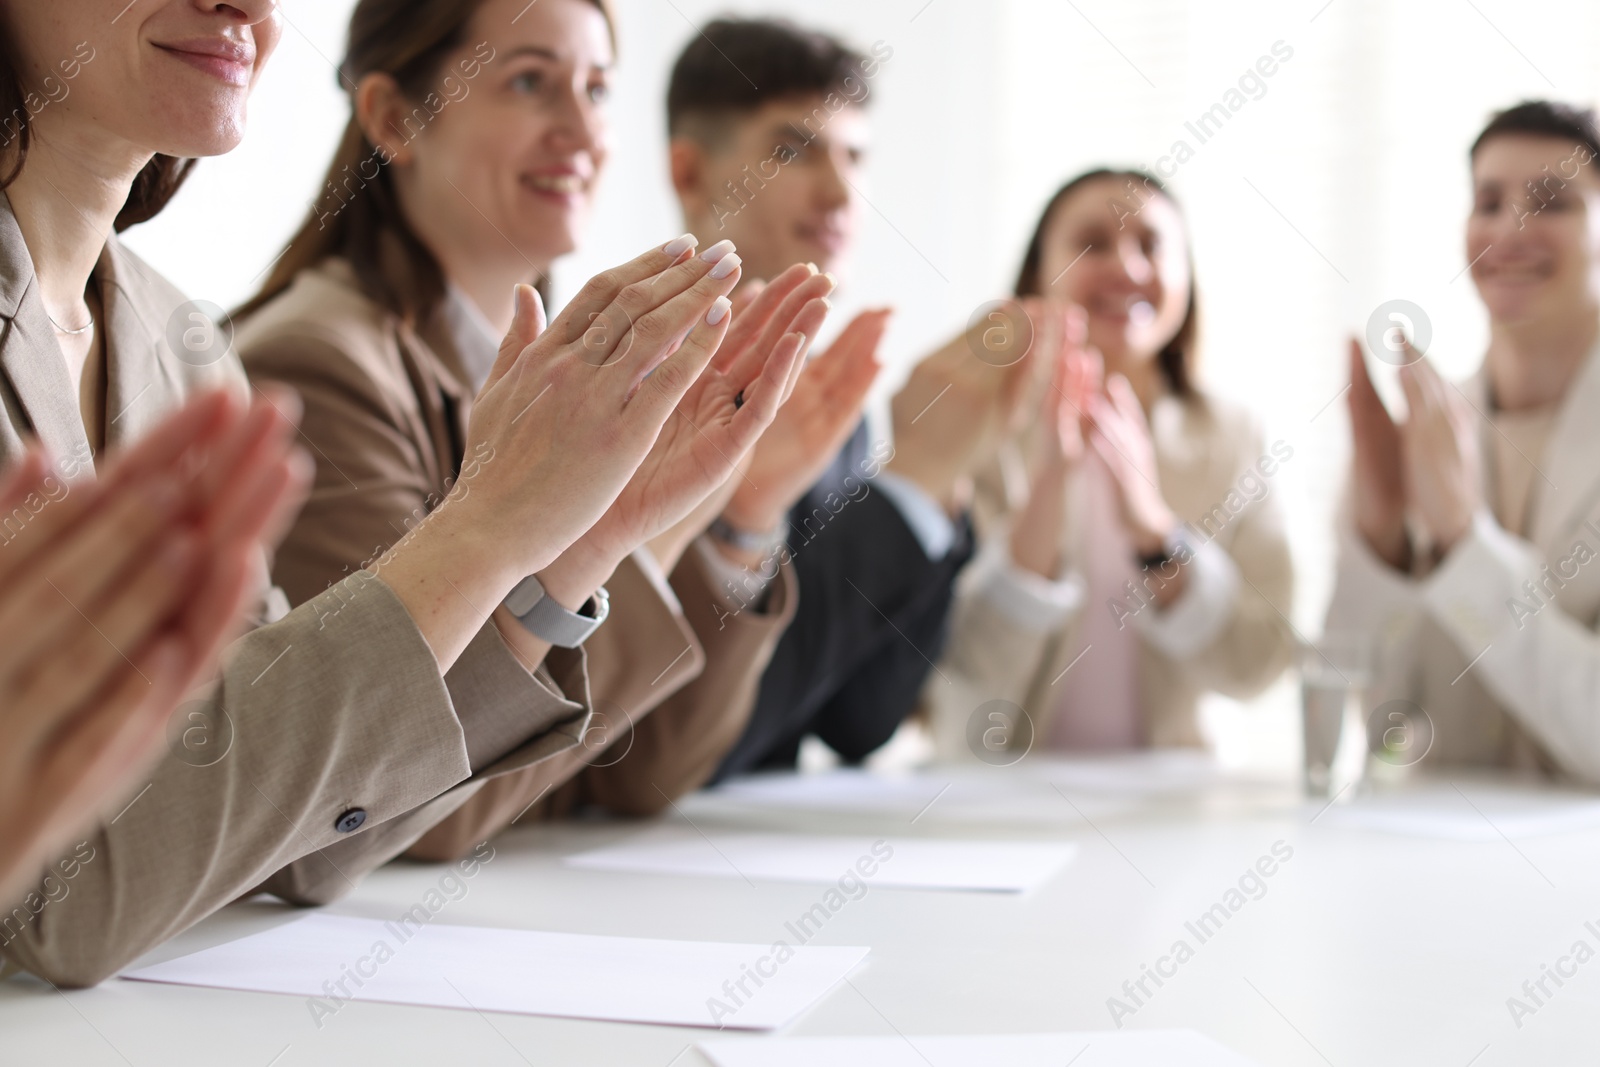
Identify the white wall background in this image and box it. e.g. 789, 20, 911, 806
121, 0, 1600, 772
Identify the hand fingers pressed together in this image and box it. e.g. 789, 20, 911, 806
814, 309, 890, 406
723, 267, 836, 388
553, 235, 702, 347
619, 246, 745, 402
714, 263, 813, 372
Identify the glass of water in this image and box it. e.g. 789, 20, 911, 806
1299, 635, 1372, 798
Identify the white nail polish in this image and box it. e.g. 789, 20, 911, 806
700, 239, 736, 262
662, 233, 696, 256
709, 253, 742, 281
706, 296, 732, 326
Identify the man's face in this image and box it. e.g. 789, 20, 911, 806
676, 95, 868, 283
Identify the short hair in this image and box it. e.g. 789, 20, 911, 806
666, 18, 868, 145
1471, 100, 1600, 163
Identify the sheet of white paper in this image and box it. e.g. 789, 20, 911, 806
698, 1029, 1261, 1066
1316, 782, 1600, 841
700, 754, 1284, 826
122, 913, 866, 1031
699, 768, 1130, 824
565, 830, 1074, 893
1038, 751, 1275, 795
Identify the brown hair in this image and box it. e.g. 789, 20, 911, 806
236, 0, 615, 325
1471, 99, 1600, 163
0, 26, 193, 230
1013, 168, 1199, 397
666, 18, 869, 145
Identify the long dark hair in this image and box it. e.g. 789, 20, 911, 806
236, 0, 615, 325
1013, 168, 1199, 396
0, 29, 193, 230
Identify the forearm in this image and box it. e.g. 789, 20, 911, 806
0, 577, 469, 987
1008, 464, 1067, 578
1423, 514, 1600, 783
373, 498, 533, 675
403, 757, 586, 864
582, 550, 796, 813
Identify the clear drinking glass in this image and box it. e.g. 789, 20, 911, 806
1299, 635, 1372, 798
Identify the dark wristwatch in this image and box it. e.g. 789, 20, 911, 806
1136, 528, 1184, 572
1138, 546, 1173, 571
503, 574, 609, 647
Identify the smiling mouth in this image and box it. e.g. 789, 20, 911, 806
1479, 265, 1552, 283
524, 174, 588, 196
154, 43, 254, 86
799, 226, 846, 250
1090, 297, 1155, 322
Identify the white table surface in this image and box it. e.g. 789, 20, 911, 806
5, 756, 1598, 1065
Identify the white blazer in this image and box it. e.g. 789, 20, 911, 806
925, 389, 1297, 757
1326, 340, 1600, 783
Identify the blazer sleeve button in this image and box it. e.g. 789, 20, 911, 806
334, 808, 368, 834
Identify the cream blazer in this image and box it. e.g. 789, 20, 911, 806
0, 193, 591, 986
924, 389, 1296, 756
1326, 343, 1600, 783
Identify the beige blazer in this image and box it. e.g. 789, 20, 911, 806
1326, 345, 1600, 783
924, 389, 1296, 755
236, 259, 795, 864
0, 195, 594, 987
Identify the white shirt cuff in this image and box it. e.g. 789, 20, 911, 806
1421, 510, 1539, 654
1133, 529, 1241, 659
692, 535, 776, 612
875, 471, 958, 560
976, 547, 1086, 632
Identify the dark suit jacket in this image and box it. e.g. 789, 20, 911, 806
712, 422, 974, 779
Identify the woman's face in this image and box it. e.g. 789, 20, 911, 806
5, 0, 280, 160
1034, 175, 1192, 365
391, 0, 612, 269
1468, 133, 1600, 326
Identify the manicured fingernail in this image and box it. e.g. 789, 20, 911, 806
700, 239, 736, 262
804, 262, 818, 274
791, 331, 807, 350
709, 253, 742, 280
662, 233, 697, 256
706, 296, 732, 325
820, 271, 838, 289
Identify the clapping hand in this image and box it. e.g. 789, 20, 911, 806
1398, 347, 1481, 555
1347, 338, 1409, 567
1088, 373, 1178, 558
718, 297, 890, 539
888, 298, 1042, 512
1346, 337, 1481, 568
0, 389, 310, 901
539, 258, 837, 600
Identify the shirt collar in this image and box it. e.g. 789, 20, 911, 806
439, 282, 500, 395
